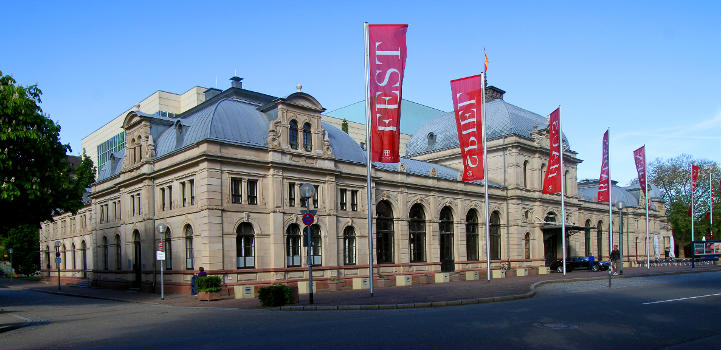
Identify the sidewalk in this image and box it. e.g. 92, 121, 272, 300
2, 265, 719, 314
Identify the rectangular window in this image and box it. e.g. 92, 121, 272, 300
351, 190, 358, 211
105, 204, 109, 222
131, 195, 135, 216
288, 182, 295, 207
231, 177, 242, 204
161, 188, 166, 211
116, 200, 121, 220
167, 186, 172, 210
247, 180, 258, 205
182, 182, 187, 207
339, 189, 347, 211
137, 194, 141, 215
113, 202, 117, 221
100, 205, 104, 223
189, 179, 195, 205
313, 185, 319, 208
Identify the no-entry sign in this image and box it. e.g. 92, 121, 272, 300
302, 212, 314, 225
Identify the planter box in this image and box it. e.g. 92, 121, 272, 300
434, 272, 450, 283
491, 270, 505, 279
538, 267, 550, 275
197, 291, 221, 301
465, 271, 479, 281
396, 275, 412, 287
352, 277, 370, 290
233, 285, 255, 299
515, 268, 528, 277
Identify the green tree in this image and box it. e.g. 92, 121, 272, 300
341, 119, 349, 134
2, 224, 40, 275
0, 71, 95, 239
649, 154, 719, 256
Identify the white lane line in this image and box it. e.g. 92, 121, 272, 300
643, 292, 721, 305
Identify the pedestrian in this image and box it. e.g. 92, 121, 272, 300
588, 253, 595, 270
610, 245, 620, 275
198, 266, 207, 277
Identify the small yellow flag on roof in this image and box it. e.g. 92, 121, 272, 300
484, 51, 489, 72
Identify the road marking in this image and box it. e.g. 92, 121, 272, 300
642, 292, 721, 305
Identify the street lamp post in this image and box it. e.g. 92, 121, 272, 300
54, 240, 61, 290
299, 183, 316, 305
156, 223, 167, 300
617, 202, 624, 275
8, 248, 13, 279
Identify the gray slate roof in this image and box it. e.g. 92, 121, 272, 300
406, 99, 570, 157
577, 180, 658, 210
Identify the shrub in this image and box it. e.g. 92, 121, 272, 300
196, 276, 222, 293
257, 284, 292, 307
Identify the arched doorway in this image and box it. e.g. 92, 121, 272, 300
81, 241, 87, 278
584, 219, 592, 256
439, 206, 454, 272
409, 204, 426, 263
597, 221, 604, 259
543, 212, 558, 266
132, 230, 141, 288
376, 200, 394, 264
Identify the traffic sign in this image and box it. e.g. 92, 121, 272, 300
157, 240, 165, 252
302, 212, 315, 225
156, 251, 166, 261
55, 257, 61, 264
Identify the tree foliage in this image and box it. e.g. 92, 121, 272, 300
0, 71, 95, 238
649, 154, 720, 255
2, 224, 40, 275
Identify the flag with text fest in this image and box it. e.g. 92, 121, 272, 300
633, 146, 647, 194
368, 24, 408, 163
597, 130, 610, 202
451, 75, 484, 181
542, 108, 562, 194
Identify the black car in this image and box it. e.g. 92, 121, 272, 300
550, 256, 610, 273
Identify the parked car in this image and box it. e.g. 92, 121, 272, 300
550, 256, 610, 273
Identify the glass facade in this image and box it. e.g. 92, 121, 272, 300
97, 131, 126, 172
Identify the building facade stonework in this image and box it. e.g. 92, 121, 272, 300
40, 82, 671, 293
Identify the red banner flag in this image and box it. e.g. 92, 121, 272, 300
368, 24, 408, 163
542, 108, 562, 194
450, 75, 484, 181
597, 130, 610, 202
691, 165, 699, 195
633, 146, 647, 195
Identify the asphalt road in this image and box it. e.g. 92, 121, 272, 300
1, 272, 719, 349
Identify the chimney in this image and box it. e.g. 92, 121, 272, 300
204, 88, 222, 101
486, 86, 505, 101
230, 76, 243, 89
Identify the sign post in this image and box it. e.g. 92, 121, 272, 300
156, 223, 167, 300
55, 241, 61, 291
299, 183, 316, 305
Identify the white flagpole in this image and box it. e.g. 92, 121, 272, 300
482, 72, 491, 281
644, 146, 650, 268
608, 128, 613, 262
710, 171, 713, 237
559, 106, 567, 276
691, 166, 695, 243
363, 22, 375, 296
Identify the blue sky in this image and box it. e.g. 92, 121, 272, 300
5, 1, 720, 184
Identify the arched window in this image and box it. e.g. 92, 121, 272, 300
286, 224, 301, 267
596, 221, 604, 259
62, 244, 67, 270
81, 241, 87, 277
584, 219, 592, 256
115, 234, 121, 270
303, 122, 312, 151
343, 226, 356, 265
45, 245, 50, 269
564, 170, 569, 193
184, 225, 194, 270
524, 232, 531, 259
466, 209, 479, 261
289, 120, 298, 150
540, 163, 546, 190
376, 200, 394, 264
439, 206, 454, 272
490, 211, 501, 260
523, 160, 529, 188
236, 223, 255, 268
164, 229, 172, 270
131, 138, 137, 163
309, 224, 322, 266
409, 204, 426, 262
103, 236, 108, 270
71, 243, 76, 270
635, 237, 639, 259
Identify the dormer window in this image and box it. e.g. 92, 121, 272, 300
289, 120, 298, 150
427, 132, 436, 146
303, 122, 312, 151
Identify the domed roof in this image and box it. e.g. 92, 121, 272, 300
155, 98, 270, 157
405, 99, 569, 157
577, 180, 659, 210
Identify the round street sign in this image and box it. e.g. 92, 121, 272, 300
302, 212, 315, 226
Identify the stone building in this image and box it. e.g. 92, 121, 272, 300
40, 80, 671, 293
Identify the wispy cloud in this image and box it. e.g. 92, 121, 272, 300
614, 108, 721, 141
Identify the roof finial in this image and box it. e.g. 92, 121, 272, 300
296, 83, 302, 92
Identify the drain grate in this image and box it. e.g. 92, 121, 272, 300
533, 322, 579, 330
